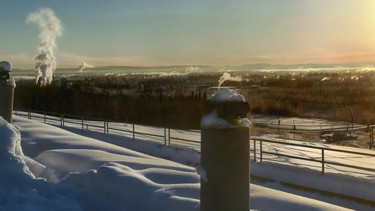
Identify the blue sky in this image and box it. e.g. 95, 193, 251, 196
1, 0, 375, 69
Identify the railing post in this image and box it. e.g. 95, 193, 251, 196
370, 132, 372, 149
104, 121, 106, 134
372, 127, 374, 149
132, 123, 135, 141
168, 128, 171, 146
44, 112, 46, 123
60, 114, 63, 127
260, 140, 263, 163
253, 139, 256, 162
322, 149, 325, 174
107, 121, 109, 134
164, 127, 167, 145
28, 110, 31, 119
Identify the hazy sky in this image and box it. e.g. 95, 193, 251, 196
1, 0, 375, 69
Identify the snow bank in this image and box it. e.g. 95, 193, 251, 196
11, 116, 201, 210
64, 162, 199, 211
0, 117, 81, 210
10, 115, 373, 210
250, 184, 352, 211
15, 116, 201, 167
251, 161, 375, 204
36, 149, 195, 175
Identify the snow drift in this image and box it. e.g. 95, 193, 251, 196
4, 114, 372, 210
1, 116, 200, 210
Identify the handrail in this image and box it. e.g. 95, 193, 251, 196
14, 109, 375, 176
253, 121, 368, 132
251, 137, 375, 174
14, 109, 198, 145
252, 137, 375, 157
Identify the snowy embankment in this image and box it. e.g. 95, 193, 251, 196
3, 116, 373, 210
2, 116, 200, 210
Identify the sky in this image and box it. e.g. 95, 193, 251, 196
1, 0, 375, 69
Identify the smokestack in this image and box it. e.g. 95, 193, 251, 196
0, 61, 15, 123
200, 88, 250, 211
27, 8, 61, 86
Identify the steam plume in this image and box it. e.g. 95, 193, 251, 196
218, 72, 242, 88
27, 8, 61, 86
78, 62, 94, 72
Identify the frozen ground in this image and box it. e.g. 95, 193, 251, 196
252, 114, 365, 131
251, 113, 373, 149
3, 115, 374, 210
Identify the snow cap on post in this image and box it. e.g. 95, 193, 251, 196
202, 88, 249, 126
0, 61, 12, 72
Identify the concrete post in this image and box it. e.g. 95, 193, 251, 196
0, 61, 15, 123
201, 127, 249, 211
0, 85, 14, 123
200, 90, 250, 211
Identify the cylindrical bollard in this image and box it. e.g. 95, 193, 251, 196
201, 127, 249, 211
200, 88, 250, 211
0, 61, 15, 123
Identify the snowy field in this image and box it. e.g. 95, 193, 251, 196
252, 114, 367, 132
2, 115, 375, 210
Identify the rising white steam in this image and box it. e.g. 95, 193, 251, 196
27, 8, 62, 86
321, 77, 331, 81
184, 66, 201, 74
218, 72, 242, 88
78, 62, 94, 72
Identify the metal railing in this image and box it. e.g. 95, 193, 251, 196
14, 109, 375, 176
253, 121, 368, 133
251, 137, 375, 174
14, 108, 201, 147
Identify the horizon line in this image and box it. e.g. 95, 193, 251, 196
11, 61, 375, 71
